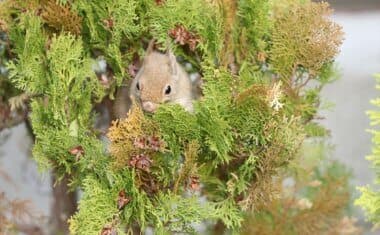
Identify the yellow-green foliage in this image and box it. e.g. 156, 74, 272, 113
149, 0, 223, 59
0, 0, 40, 27
173, 140, 200, 193
108, 105, 161, 169
2, 0, 349, 233
234, 0, 271, 64
69, 177, 125, 235
7, 13, 47, 94
70, 172, 224, 234
356, 74, 380, 228
270, 1, 343, 79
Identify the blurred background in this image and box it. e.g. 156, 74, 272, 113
0, 0, 380, 234
320, 1, 380, 233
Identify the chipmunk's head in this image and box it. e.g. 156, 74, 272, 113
131, 42, 187, 113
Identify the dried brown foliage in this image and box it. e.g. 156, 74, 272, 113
108, 106, 167, 195
41, 0, 82, 35
0, 19, 8, 32
270, 2, 343, 80
0, 0, 81, 35
169, 24, 201, 51
218, 0, 238, 67
128, 154, 153, 172
107, 105, 162, 169
101, 225, 118, 235
238, 174, 279, 211
239, 116, 304, 211
232, 84, 304, 211
241, 173, 359, 235
326, 217, 362, 235
117, 190, 131, 211
0, 192, 43, 234
69, 145, 85, 162
234, 83, 268, 106
154, 0, 165, 5
0, 0, 40, 27
292, 178, 350, 234
173, 140, 200, 193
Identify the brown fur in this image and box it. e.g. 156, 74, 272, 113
114, 46, 194, 118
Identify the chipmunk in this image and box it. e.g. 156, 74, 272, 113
114, 41, 195, 118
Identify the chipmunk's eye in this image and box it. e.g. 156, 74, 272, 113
165, 85, 171, 95
136, 82, 140, 91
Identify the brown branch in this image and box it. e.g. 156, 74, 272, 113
0, 111, 28, 132
213, 220, 226, 235
50, 173, 77, 235
15, 223, 45, 235
295, 76, 313, 92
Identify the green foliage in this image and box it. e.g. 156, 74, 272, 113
7, 14, 47, 94
73, 0, 140, 48
234, 0, 271, 63
356, 188, 380, 226
8, 19, 106, 182
152, 193, 216, 233
69, 176, 125, 235
194, 65, 236, 165
70, 171, 229, 234
149, 0, 223, 59
356, 74, 380, 228
72, 0, 141, 86
154, 104, 201, 157
0, 35, 19, 100
2, 0, 349, 234
270, 1, 343, 79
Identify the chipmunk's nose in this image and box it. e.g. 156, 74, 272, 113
142, 101, 158, 113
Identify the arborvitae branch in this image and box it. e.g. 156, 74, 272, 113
2, 0, 351, 234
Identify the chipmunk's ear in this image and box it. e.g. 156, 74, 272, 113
167, 49, 178, 76
142, 39, 155, 66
